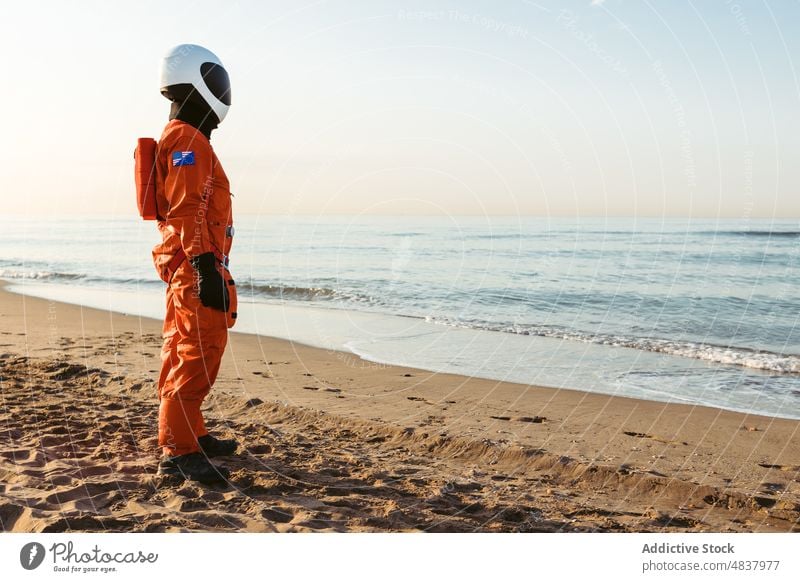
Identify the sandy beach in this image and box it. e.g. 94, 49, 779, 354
0, 281, 798, 532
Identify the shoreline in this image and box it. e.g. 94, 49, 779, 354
1, 282, 799, 532
9, 279, 800, 421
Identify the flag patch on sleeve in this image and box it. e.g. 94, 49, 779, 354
172, 151, 195, 167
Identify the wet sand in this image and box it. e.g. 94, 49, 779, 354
0, 282, 798, 532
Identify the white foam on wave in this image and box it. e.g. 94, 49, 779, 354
424, 316, 800, 374
0, 269, 69, 280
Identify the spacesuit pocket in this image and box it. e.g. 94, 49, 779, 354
156, 258, 177, 283
225, 275, 238, 328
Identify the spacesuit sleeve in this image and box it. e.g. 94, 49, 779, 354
162, 136, 215, 259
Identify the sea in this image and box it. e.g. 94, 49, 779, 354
2, 215, 799, 419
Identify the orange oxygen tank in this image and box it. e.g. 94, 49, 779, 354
134, 138, 160, 220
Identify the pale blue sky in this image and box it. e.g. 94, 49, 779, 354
1, 0, 798, 217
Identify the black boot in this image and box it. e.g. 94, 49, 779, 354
198, 434, 238, 457
158, 452, 230, 484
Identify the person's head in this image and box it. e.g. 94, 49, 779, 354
160, 44, 231, 137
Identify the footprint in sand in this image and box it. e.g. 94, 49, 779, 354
517, 416, 547, 424
489, 415, 547, 423
759, 463, 800, 472
247, 444, 273, 455
261, 507, 294, 523
407, 396, 432, 404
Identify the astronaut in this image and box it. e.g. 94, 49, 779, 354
151, 44, 237, 484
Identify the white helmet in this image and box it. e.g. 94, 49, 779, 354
160, 44, 231, 123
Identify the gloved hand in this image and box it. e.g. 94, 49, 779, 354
190, 252, 229, 311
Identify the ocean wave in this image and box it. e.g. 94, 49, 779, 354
464, 233, 549, 240
699, 230, 800, 238
0, 269, 162, 288
242, 282, 376, 304
423, 316, 800, 374
462, 229, 800, 240
0, 266, 377, 305
0, 269, 85, 281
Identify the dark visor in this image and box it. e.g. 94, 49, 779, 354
200, 62, 231, 106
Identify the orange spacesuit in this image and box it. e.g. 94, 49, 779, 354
152, 118, 236, 459
146, 43, 237, 484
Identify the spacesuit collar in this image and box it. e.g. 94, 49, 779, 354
169, 99, 219, 140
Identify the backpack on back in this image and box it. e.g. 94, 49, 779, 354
134, 137, 160, 220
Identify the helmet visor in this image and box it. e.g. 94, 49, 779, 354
201, 62, 231, 106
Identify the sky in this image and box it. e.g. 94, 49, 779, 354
1, 0, 798, 218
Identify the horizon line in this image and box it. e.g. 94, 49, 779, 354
4, 212, 799, 220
